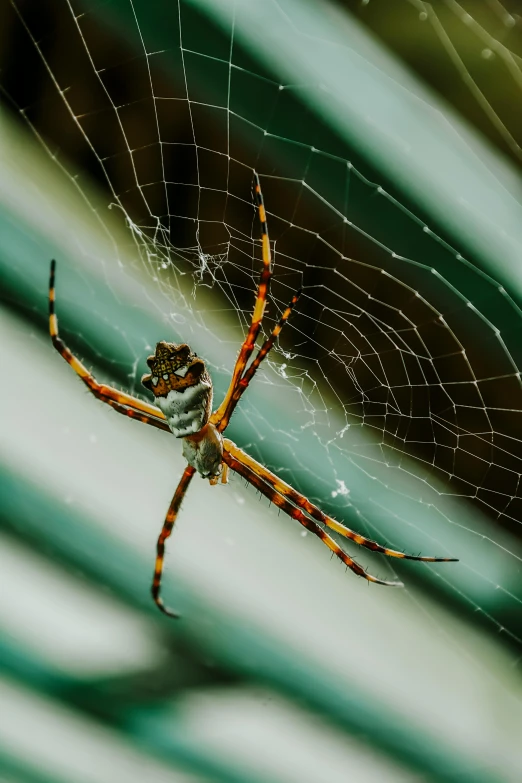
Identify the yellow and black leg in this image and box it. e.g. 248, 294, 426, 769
151, 465, 196, 617
49, 260, 170, 433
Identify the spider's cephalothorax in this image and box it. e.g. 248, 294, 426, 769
141, 341, 222, 479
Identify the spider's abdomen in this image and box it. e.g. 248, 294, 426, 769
155, 381, 212, 437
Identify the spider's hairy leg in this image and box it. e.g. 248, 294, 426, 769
224, 440, 458, 564
216, 289, 302, 432
152, 464, 196, 618
211, 172, 273, 431
49, 260, 169, 432
240, 289, 301, 390
223, 448, 403, 587
99, 393, 170, 431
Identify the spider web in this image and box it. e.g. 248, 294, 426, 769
2, 0, 522, 676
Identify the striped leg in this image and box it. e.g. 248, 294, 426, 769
222, 448, 403, 587
152, 465, 196, 617
211, 172, 272, 431
217, 289, 302, 432
224, 440, 458, 564
49, 260, 169, 433
98, 393, 170, 432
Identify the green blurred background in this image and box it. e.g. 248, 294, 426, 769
0, 1, 521, 781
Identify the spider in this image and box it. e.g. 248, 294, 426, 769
49, 174, 458, 617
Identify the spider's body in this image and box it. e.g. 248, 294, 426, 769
141, 340, 221, 478
141, 341, 213, 436
140, 340, 221, 478
49, 173, 458, 618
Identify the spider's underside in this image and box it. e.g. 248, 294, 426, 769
48, 173, 458, 618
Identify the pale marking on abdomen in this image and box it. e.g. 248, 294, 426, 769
155, 381, 212, 438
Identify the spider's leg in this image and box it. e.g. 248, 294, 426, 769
152, 464, 196, 618
49, 260, 169, 432
211, 173, 272, 431
223, 449, 403, 587
99, 394, 171, 432
216, 289, 301, 432
224, 440, 458, 563
241, 289, 301, 387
